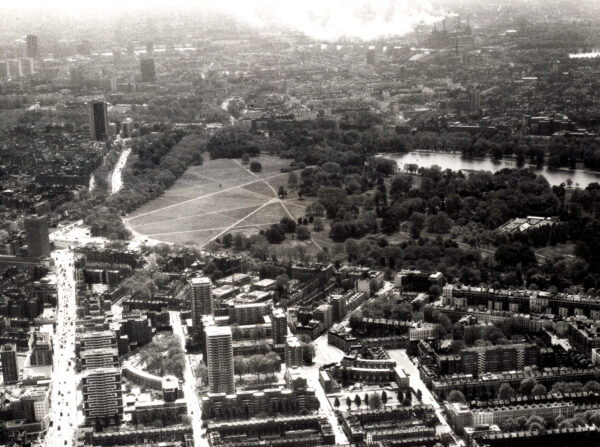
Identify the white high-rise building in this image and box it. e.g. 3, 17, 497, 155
205, 325, 235, 395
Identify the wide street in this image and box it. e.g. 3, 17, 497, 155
44, 249, 79, 447
169, 311, 207, 447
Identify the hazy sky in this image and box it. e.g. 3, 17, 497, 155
5, 0, 445, 40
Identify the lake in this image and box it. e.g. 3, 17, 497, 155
384, 152, 600, 188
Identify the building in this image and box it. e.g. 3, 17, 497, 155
469, 87, 480, 113
1, 343, 19, 384
24, 215, 50, 258
285, 335, 303, 368
313, 304, 333, 330
26, 35, 39, 59
77, 330, 118, 353
121, 117, 134, 138
89, 100, 109, 141
205, 325, 235, 395
82, 367, 124, 425
22, 388, 51, 430
7, 59, 22, 77
79, 348, 119, 371
272, 308, 288, 345
140, 58, 156, 82
21, 58, 34, 76
228, 302, 271, 325
190, 277, 213, 330
119, 314, 152, 348
366, 48, 376, 65
460, 343, 539, 377
30, 331, 53, 366
162, 375, 179, 402
70, 66, 84, 88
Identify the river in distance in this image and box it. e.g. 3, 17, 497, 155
384, 151, 600, 188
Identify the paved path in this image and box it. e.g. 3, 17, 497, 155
125, 170, 291, 223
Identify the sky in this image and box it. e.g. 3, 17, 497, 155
4, 0, 446, 40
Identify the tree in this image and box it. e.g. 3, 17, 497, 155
302, 341, 315, 364
274, 275, 289, 297
288, 171, 298, 189
265, 224, 285, 244
519, 377, 537, 396
233, 233, 245, 251
416, 389, 422, 401
349, 310, 363, 330
389, 174, 413, 201
279, 217, 297, 233
397, 390, 404, 402
427, 213, 452, 234
584, 380, 600, 394
222, 233, 233, 248
233, 356, 246, 379
249, 161, 262, 172
531, 384, 547, 397
296, 225, 311, 241
364, 393, 369, 408
313, 217, 324, 232
334, 397, 340, 408
448, 390, 467, 404
429, 285, 442, 300
529, 422, 544, 432
346, 396, 352, 410
410, 212, 426, 239
381, 390, 388, 407
306, 202, 325, 217
495, 242, 536, 267
370, 392, 382, 410
354, 394, 361, 409
498, 383, 515, 400
318, 187, 347, 218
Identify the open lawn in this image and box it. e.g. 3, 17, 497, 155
125, 155, 315, 247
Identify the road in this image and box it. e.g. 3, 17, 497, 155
170, 311, 207, 447
303, 331, 348, 444
44, 249, 79, 447
111, 147, 131, 194
387, 349, 461, 444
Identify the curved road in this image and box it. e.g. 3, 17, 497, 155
111, 147, 131, 194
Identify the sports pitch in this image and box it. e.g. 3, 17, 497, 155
125, 155, 308, 246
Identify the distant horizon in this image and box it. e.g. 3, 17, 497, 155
2, 0, 449, 42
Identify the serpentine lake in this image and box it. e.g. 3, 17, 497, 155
384, 151, 600, 188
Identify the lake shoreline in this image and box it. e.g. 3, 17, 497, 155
380, 151, 600, 187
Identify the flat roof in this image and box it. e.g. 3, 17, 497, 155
190, 277, 211, 285
205, 325, 232, 337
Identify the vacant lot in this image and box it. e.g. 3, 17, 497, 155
125, 156, 308, 246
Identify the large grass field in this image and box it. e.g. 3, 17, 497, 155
125, 155, 311, 246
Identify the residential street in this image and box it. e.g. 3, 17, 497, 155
387, 349, 460, 443
304, 332, 348, 444
169, 311, 207, 447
